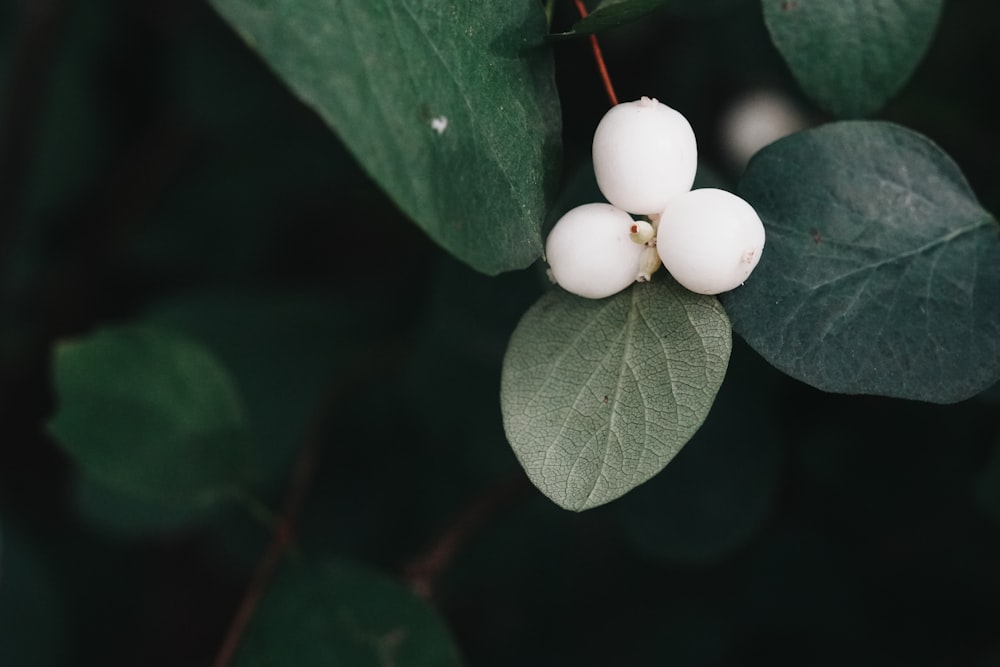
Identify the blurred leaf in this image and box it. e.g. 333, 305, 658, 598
73, 477, 207, 538
762, 0, 943, 117
725, 121, 1000, 403
49, 325, 255, 506
616, 339, 779, 563
146, 290, 371, 487
501, 280, 731, 511
207, 0, 561, 275
234, 558, 461, 667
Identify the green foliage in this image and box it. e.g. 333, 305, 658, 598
145, 290, 371, 486
3, 0, 1000, 664
49, 325, 255, 507
555, 0, 671, 37
501, 280, 731, 510
726, 121, 1000, 403
762, 0, 944, 117
233, 559, 461, 667
207, 0, 562, 275
553, 0, 750, 36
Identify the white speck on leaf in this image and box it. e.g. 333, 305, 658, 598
430, 116, 448, 134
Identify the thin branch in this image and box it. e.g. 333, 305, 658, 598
572, 0, 618, 106
210, 344, 409, 666
405, 471, 534, 599
210, 409, 327, 667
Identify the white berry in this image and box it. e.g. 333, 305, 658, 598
545, 203, 644, 299
656, 188, 765, 295
592, 96, 698, 215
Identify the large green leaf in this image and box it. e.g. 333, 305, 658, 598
501, 280, 732, 511
724, 121, 1000, 403
762, 0, 943, 117
234, 559, 461, 667
49, 325, 255, 506
208, 0, 561, 275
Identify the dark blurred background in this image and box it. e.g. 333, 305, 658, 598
1, 0, 999, 665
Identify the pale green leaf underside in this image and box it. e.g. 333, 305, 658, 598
762, 0, 943, 117
725, 121, 1000, 403
501, 280, 731, 511
208, 0, 561, 275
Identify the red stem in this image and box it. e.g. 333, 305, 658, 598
572, 0, 618, 106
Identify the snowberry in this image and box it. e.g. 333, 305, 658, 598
592, 96, 698, 215
656, 188, 765, 295
545, 203, 644, 299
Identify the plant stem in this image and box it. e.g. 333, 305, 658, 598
405, 471, 534, 599
571, 0, 619, 106
211, 413, 327, 667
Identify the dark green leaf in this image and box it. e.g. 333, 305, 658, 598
208, 0, 561, 275
49, 325, 254, 506
762, 0, 943, 117
501, 280, 732, 511
234, 559, 461, 667
554, 0, 670, 38
725, 121, 1000, 403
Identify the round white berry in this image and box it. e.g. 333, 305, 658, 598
545, 203, 644, 299
719, 88, 809, 170
592, 96, 698, 215
656, 188, 765, 295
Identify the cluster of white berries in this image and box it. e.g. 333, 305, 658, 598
545, 96, 765, 298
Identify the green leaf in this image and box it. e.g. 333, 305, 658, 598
554, 0, 670, 37
725, 121, 1000, 403
49, 325, 255, 506
762, 0, 943, 117
501, 280, 732, 511
207, 0, 561, 275
234, 559, 461, 667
